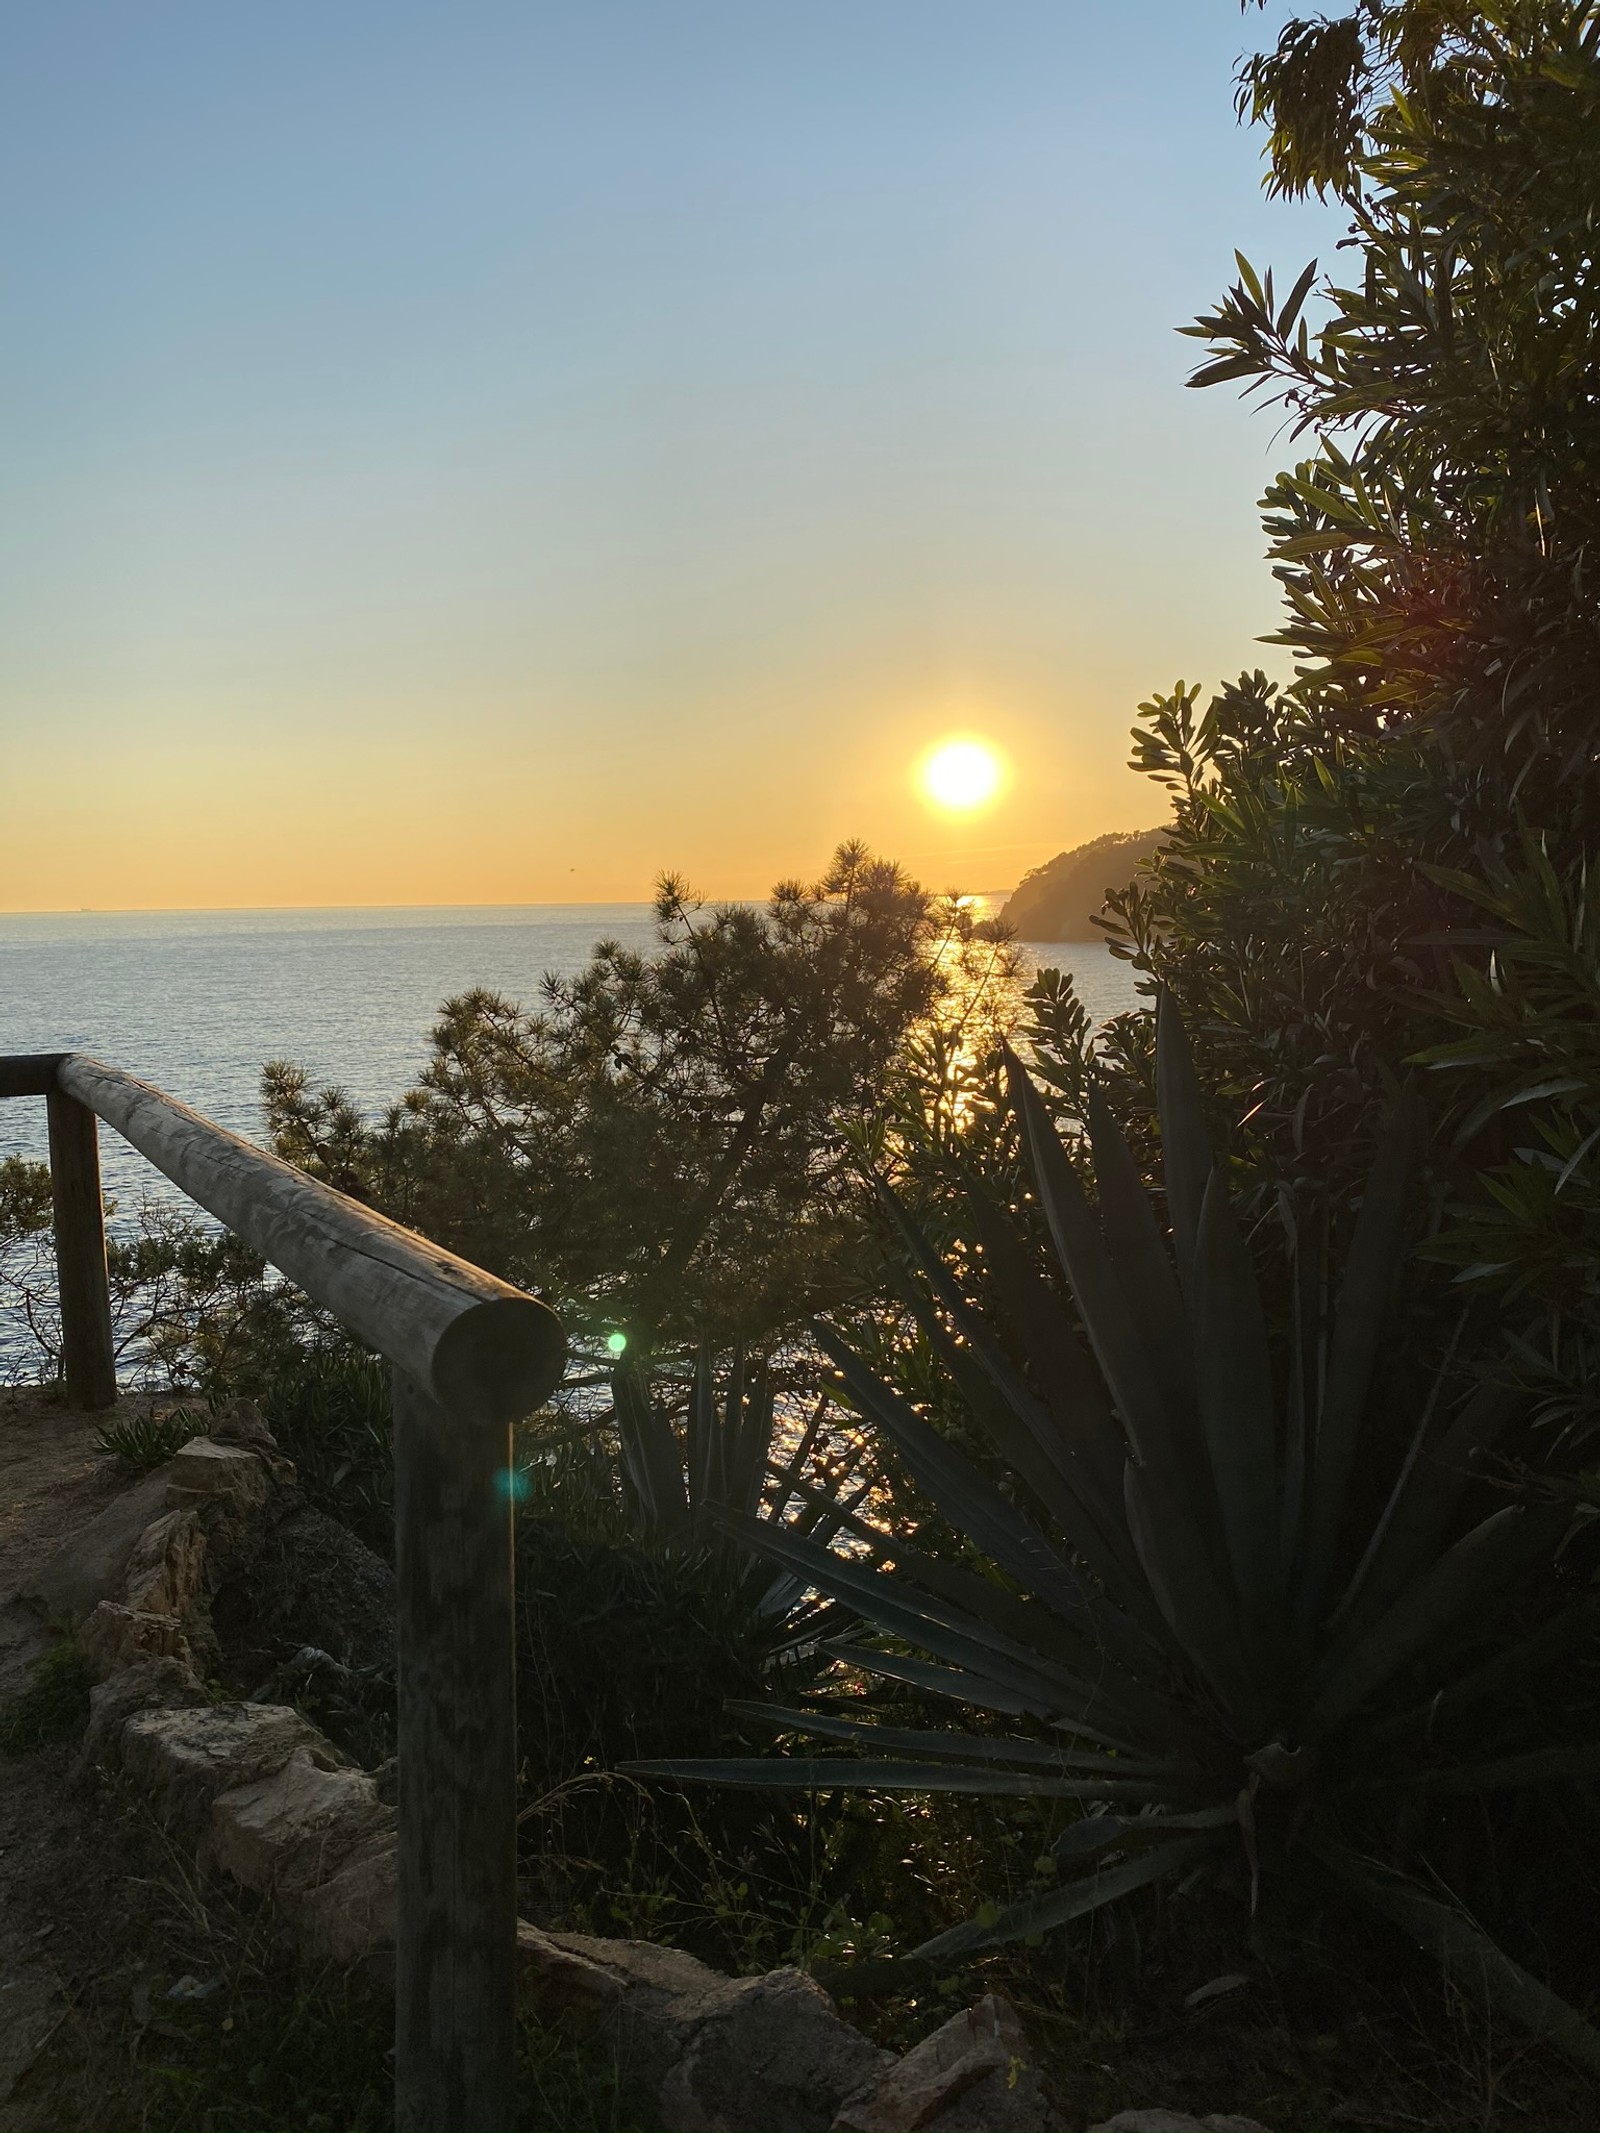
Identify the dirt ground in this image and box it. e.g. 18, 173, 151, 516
0, 1386, 173, 1694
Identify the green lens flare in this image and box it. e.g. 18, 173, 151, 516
605, 1330, 628, 1355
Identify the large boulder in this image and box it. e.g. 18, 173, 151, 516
82, 1655, 208, 1759
832, 1995, 1065, 2133
209, 1745, 394, 1900
115, 1702, 331, 1828
516, 1928, 891, 2133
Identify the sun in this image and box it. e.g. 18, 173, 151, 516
919, 737, 1004, 814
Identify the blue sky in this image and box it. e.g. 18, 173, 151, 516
0, 2, 1341, 907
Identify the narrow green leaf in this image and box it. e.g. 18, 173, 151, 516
722, 1702, 1203, 1781
905, 1829, 1226, 1966
817, 1329, 1122, 1642
1330, 1379, 1521, 1642
1191, 1170, 1282, 1624
1312, 1839, 1600, 2078
1087, 1087, 1197, 1427
1397, 1744, 1600, 1794
620, 1756, 1176, 1799
1156, 988, 1214, 1299
1303, 1504, 1572, 1740
1300, 1096, 1421, 1620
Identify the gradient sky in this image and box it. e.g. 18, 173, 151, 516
0, 2, 1340, 911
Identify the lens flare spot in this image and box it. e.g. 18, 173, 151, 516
605, 1330, 628, 1356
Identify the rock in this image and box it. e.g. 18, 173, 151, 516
209, 1746, 394, 1899
833, 1995, 1064, 2133
1086, 2116, 1272, 2132
211, 1505, 396, 1677
516, 1920, 626, 2018
294, 1828, 399, 1962
515, 1931, 891, 2132
208, 1398, 293, 1480
119, 1510, 207, 1619
657, 1966, 893, 2133
116, 1702, 329, 1827
17, 1470, 174, 1630
165, 1440, 274, 1522
78, 1603, 193, 1682
83, 1656, 207, 1758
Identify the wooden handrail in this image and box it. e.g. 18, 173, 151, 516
1, 1051, 566, 2132
56, 1053, 562, 1415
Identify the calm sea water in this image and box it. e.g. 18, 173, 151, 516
0, 902, 1142, 1222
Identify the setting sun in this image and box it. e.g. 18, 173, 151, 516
919, 737, 1005, 814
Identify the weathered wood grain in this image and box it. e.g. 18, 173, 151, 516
54, 1053, 564, 1416
0, 1054, 66, 1100
393, 1368, 518, 2133
45, 1089, 116, 1409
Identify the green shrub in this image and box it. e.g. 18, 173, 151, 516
97, 1406, 205, 1471
634, 999, 1600, 2073
0, 1641, 92, 1753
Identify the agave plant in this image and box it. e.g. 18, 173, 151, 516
629, 1001, 1600, 2071
606, 1346, 867, 1661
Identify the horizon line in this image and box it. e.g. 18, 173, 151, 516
0, 887, 1022, 920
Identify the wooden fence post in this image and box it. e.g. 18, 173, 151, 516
392, 1368, 519, 2133
46, 1087, 116, 1409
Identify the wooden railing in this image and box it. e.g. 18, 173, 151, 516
1, 1052, 565, 2133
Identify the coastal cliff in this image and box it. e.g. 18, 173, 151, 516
1001, 827, 1165, 941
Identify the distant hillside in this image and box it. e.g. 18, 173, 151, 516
1002, 827, 1166, 941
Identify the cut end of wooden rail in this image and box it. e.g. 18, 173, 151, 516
430, 1295, 567, 1422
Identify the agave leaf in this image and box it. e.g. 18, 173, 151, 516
618, 1756, 1186, 1800
903, 1827, 1226, 1966
613, 1364, 690, 1536
888, 1266, 1148, 1615
957, 1179, 1134, 1515
1396, 1744, 1600, 1793
764, 1394, 831, 1526
817, 1329, 1130, 1648
1330, 1379, 1522, 1643
1156, 987, 1213, 1297
1299, 1096, 1421, 1618
723, 1701, 1204, 1780
1085, 1086, 1196, 1426
1191, 1170, 1282, 1626
1002, 1047, 1183, 1482
1005, 1049, 1245, 1680
1312, 1837, 1600, 2077
731, 1363, 775, 1516
828, 1643, 1041, 1722
712, 1510, 1150, 1748
1302, 1503, 1572, 1741
1052, 1804, 1237, 1865
841, 1505, 1168, 1711
875, 1187, 1142, 1591
1368, 1592, 1600, 1748
687, 1346, 719, 1510
1125, 1463, 1267, 1737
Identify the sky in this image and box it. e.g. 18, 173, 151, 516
0, 2, 1342, 911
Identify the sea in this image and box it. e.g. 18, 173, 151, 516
0, 900, 1143, 1269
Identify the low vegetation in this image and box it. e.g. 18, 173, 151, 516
6, 5, 1600, 2127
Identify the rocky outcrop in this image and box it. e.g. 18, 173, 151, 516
1086, 2116, 1271, 2133
832, 1994, 1065, 2132
1002, 828, 1166, 942
515, 1925, 893, 2132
